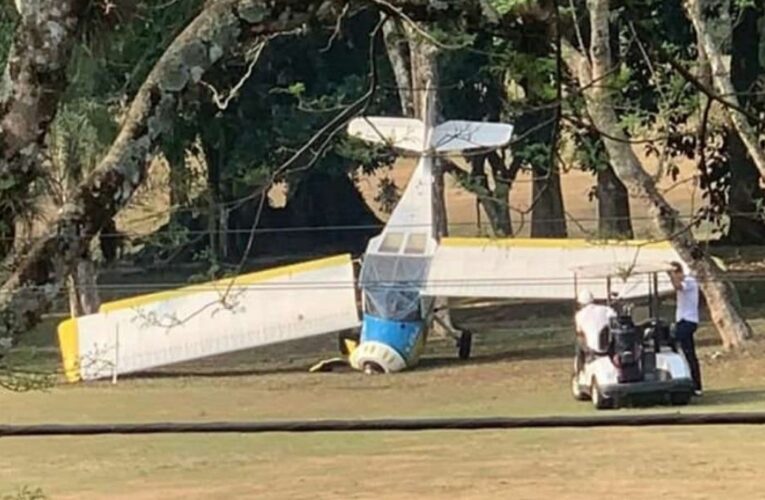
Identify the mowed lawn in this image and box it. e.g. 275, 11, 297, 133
2, 310, 765, 499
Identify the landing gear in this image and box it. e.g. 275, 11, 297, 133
362, 361, 385, 375
457, 330, 472, 360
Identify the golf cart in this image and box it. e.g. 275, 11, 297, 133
570, 263, 695, 409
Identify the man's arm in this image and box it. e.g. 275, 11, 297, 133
668, 272, 684, 291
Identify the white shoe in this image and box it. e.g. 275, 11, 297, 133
693, 390, 703, 397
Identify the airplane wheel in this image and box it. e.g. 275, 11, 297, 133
363, 362, 384, 375
458, 331, 472, 360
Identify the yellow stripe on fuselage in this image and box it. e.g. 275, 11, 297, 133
441, 237, 673, 250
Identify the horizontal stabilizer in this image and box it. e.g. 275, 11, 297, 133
432, 121, 514, 153
58, 255, 360, 382
347, 117, 424, 152
348, 117, 514, 153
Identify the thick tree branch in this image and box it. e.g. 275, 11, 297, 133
0, 0, 87, 254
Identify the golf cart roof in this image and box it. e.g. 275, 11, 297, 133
571, 262, 675, 280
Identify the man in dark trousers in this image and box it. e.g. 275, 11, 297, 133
668, 261, 702, 396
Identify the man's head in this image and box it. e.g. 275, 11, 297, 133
577, 289, 594, 307
670, 261, 685, 279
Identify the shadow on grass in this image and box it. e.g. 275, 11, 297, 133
418, 342, 573, 371
697, 388, 765, 407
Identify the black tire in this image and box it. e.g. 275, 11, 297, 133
670, 392, 692, 406
362, 362, 384, 375
591, 380, 613, 410
458, 330, 472, 360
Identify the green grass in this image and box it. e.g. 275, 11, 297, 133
3, 270, 765, 498
2, 307, 765, 498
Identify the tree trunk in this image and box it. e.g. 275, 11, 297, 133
486, 152, 517, 236
568, 0, 752, 347
462, 153, 514, 237
597, 164, 634, 238
513, 108, 566, 238
686, 0, 765, 181
531, 165, 567, 237
166, 147, 190, 208
408, 26, 448, 238
0, 0, 87, 258
381, 16, 414, 116
67, 257, 100, 317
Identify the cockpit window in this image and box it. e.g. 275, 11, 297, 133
404, 233, 427, 254
379, 232, 404, 253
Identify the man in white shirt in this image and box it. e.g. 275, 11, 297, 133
668, 261, 702, 396
574, 290, 617, 370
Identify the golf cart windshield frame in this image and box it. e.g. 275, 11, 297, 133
572, 264, 673, 320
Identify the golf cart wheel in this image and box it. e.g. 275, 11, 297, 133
590, 380, 613, 410
670, 392, 692, 406
458, 330, 472, 360
572, 374, 588, 401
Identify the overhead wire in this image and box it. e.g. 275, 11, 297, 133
3, 211, 764, 243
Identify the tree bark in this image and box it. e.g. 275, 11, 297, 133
568, 0, 751, 347
686, 0, 765, 181
407, 25, 448, 238
597, 163, 634, 238
0, 0, 484, 343
0, 0, 87, 257
67, 257, 100, 317
531, 164, 567, 237
485, 152, 516, 236
381, 16, 414, 116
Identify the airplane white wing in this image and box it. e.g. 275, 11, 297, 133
432, 121, 514, 153
347, 116, 425, 152
422, 238, 682, 301
58, 255, 360, 382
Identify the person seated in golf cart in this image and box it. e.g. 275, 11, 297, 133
574, 289, 618, 370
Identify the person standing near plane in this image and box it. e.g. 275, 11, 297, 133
668, 261, 702, 396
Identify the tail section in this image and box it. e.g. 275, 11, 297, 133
347, 117, 513, 154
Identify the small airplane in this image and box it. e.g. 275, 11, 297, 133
57, 93, 683, 382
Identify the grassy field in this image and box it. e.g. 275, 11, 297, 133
2, 303, 765, 499
3, 148, 764, 498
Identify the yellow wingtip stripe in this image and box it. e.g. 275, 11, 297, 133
98, 253, 354, 313
57, 319, 81, 383
441, 237, 673, 250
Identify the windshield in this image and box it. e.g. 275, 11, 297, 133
359, 254, 431, 322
